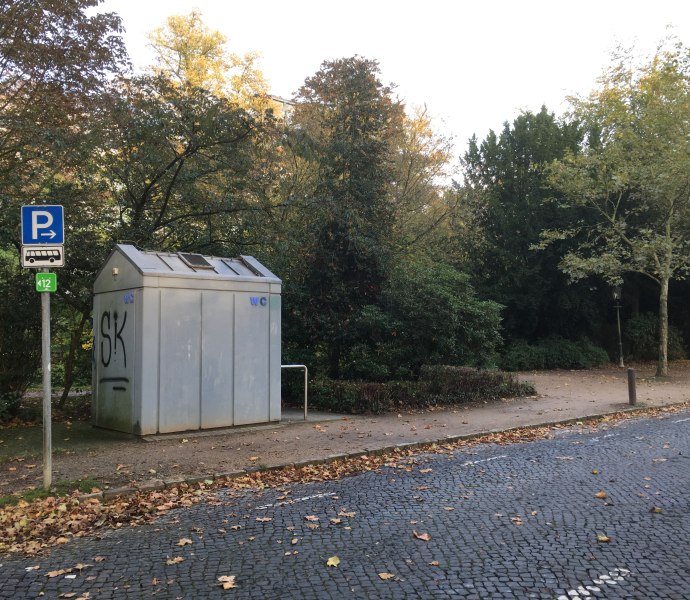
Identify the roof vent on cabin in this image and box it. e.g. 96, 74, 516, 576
177, 252, 215, 270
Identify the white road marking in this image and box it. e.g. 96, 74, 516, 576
558, 568, 631, 599
460, 455, 507, 467
673, 417, 690, 423
256, 492, 336, 511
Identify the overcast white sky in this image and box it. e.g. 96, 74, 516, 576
99, 0, 689, 159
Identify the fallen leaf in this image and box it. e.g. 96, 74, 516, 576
218, 575, 237, 589
166, 556, 185, 565
255, 517, 273, 522
591, 469, 600, 475
594, 491, 607, 499
304, 515, 319, 522
429, 561, 440, 566
413, 530, 432, 541
176, 538, 193, 546
650, 506, 663, 514
338, 510, 356, 518
329, 518, 342, 525
596, 533, 611, 543
419, 468, 433, 474
378, 572, 395, 580
326, 556, 340, 567
249, 456, 259, 461
46, 569, 71, 578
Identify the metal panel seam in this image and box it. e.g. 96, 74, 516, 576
198, 291, 203, 430
232, 292, 235, 426
156, 288, 161, 434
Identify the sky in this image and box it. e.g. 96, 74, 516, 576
98, 0, 690, 160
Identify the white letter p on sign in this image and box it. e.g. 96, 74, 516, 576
31, 211, 53, 239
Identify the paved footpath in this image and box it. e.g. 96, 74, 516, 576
3, 364, 689, 497
0, 408, 689, 599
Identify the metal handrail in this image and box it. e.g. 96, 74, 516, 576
281, 364, 308, 420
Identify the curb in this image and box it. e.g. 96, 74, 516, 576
76, 402, 688, 503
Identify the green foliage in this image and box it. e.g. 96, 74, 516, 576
292, 57, 405, 378
326, 258, 503, 382
0, 251, 41, 418
624, 313, 686, 361
544, 39, 690, 375
95, 74, 256, 250
383, 258, 502, 373
500, 337, 610, 371
0, 391, 22, 422
461, 107, 599, 342
0, 0, 127, 224
309, 367, 534, 414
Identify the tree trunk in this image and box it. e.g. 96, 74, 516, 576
656, 276, 669, 377
58, 311, 89, 408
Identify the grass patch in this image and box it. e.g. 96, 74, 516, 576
1, 393, 91, 428
0, 477, 100, 508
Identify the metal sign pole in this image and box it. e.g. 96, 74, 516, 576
20, 205, 63, 490
41, 267, 52, 489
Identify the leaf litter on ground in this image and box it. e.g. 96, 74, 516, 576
1, 401, 687, 556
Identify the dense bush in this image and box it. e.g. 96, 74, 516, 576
0, 391, 22, 422
333, 258, 503, 382
624, 313, 686, 361
308, 366, 534, 414
418, 365, 535, 405
500, 337, 609, 371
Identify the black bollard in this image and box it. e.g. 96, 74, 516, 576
628, 368, 637, 406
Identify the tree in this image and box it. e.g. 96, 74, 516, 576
93, 74, 256, 251
147, 10, 274, 113
0, 0, 127, 193
389, 106, 457, 256
543, 40, 690, 376
0, 0, 127, 398
289, 57, 405, 378
461, 107, 596, 342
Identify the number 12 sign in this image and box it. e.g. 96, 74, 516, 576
35, 272, 57, 293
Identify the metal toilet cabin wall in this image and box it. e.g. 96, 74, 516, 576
92, 244, 281, 435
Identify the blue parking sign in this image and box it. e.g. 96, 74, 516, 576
21, 205, 64, 245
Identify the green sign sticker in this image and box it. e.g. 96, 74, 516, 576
35, 272, 57, 293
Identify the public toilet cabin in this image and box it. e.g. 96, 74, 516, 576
92, 244, 281, 435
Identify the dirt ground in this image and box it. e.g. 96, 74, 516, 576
1, 361, 689, 496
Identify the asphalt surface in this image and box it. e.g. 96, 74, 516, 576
0, 408, 689, 599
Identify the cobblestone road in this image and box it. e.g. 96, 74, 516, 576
1, 410, 689, 599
